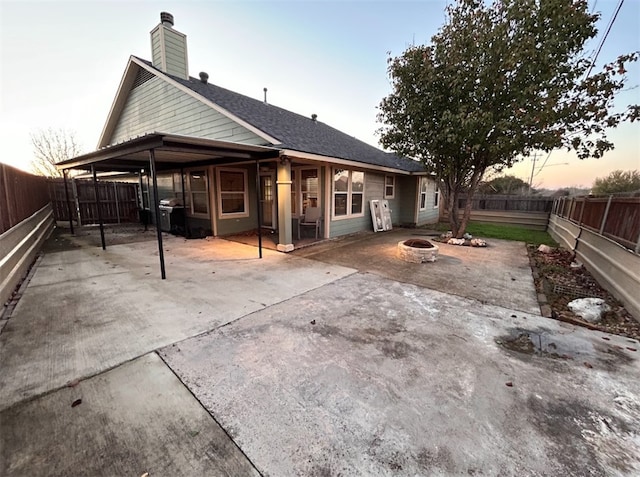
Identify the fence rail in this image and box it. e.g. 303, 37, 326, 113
553, 194, 640, 253
47, 178, 140, 225
0, 164, 51, 235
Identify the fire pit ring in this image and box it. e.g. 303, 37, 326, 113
397, 239, 439, 263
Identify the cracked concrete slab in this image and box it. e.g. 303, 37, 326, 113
161, 272, 640, 476
0, 352, 259, 477
0, 236, 355, 410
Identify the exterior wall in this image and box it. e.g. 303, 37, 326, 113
327, 172, 439, 238
0, 204, 54, 307
395, 176, 418, 226
548, 214, 640, 321
328, 171, 385, 238
213, 165, 259, 236
109, 76, 265, 146
417, 178, 440, 226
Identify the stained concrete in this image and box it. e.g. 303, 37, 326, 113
0, 235, 355, 410
294, 229, 540, 314
161, 273, 640, 476
0, 353, 259, 477
2, 227, 639, 476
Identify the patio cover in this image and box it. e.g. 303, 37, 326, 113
56, 133, 282, 278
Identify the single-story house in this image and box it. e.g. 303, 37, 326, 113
59, 12, 439, 252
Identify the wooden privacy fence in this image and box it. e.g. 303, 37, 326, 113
47, 178, 140, 225
456, 194, 554, 212
0, 164, 51, 234
553, 194, 640, 252
442, 194, 554, 230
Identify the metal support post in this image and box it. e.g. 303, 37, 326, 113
92, 165, 106, 250
149, 150, 166, 279
63, 169, 74, 234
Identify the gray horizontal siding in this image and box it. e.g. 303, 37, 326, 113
163, 29, 188, 78
110, 74, 266, 146
395, 176, 418, 225
417, 178, 439, 226
151, 30, 162, 68
329, 171, 388, 238
214, 165, 259, 236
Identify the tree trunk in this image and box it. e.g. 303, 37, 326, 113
456, 169, 484, 238
447, 188, 460, 237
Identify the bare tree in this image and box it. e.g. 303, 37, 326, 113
30, 128, 82, 177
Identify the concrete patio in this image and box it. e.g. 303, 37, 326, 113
1, 227, 638, 476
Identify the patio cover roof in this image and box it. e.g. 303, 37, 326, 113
55, 133, 280, 279
56, 132, 281, 172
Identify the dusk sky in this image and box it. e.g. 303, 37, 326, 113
1, 0, 638, 189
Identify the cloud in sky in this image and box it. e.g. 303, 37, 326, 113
1, 0, 637, 189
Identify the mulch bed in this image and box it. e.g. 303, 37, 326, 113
528, 245, 640, 341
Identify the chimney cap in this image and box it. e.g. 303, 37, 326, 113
199, 72, 209, 83
160, 12, 174, 27
311, 113, 318, 121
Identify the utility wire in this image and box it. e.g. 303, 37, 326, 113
584, 0, 624, 80
538, 0, 623, 180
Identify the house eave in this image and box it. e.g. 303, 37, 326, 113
280, 149, 419, 175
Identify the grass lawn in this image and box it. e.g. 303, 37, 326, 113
436, 221, 558, 247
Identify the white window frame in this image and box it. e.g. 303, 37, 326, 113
332, 168, 365, 220
419, 177, 428, 211
434, 187, 440, 209
384, 175, 395, 199
291, 166, 320, 218
217, 167, 249, 219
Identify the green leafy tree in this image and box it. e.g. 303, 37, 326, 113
378, 0, 638, 237
592, 169, 640, 194
479, 175, 530, 195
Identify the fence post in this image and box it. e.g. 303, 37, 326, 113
599, 195, 613, 235
72, 179, 81, 226
114, 182, 120, 224
578, 198, 586, 226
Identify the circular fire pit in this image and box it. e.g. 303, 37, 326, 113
397, 239, 439, 263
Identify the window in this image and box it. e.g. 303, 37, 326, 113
384, 175, 395, 199
173, 172, 188, 207
189, 171, 208, 215
419, 177, 428, 211
217, 168, 249, 218
434, 187, 440, 209
172, 170, 208, 217
300, 168, 319, 215
292, 168, 320, 217
333, 169, 365, 218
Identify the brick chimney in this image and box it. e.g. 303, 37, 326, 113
150, 12, 189, 80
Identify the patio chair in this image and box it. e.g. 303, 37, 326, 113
298, 206, 322, 240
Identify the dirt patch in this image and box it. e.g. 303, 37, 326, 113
528, 246, 640, 341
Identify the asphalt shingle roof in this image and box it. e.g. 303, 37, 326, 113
137, 58, 425, 173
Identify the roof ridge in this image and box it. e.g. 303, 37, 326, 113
132, 56, 425, 173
